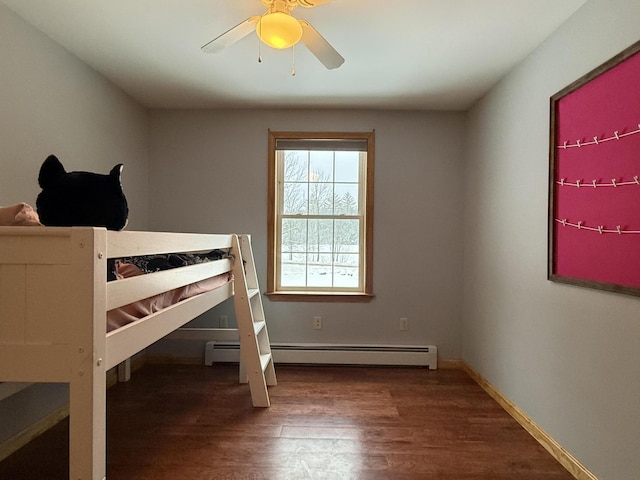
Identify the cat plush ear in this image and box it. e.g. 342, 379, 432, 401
110, 164, 124, 182
38, 155, 66, 189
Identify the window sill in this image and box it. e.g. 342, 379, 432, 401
265, 291, 375, 303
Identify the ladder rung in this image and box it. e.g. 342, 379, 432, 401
253, 321, 266, 335
260, 353, 272, 372
248, 288, 260, 299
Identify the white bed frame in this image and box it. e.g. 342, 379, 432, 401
0, 226, 276, 480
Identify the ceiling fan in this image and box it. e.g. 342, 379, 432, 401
201, 0, 344, 70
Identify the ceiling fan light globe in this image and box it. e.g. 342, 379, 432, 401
257, 12, 303, 49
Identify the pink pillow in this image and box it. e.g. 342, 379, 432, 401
0, 203, 42, 226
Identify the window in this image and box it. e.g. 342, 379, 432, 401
267, 131, 374, 301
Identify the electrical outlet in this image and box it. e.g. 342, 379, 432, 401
313, 316, 322, 330
219, 315, 228, 328
400, 317, 409, 331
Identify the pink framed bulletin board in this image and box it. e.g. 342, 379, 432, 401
549, 40, 640, 296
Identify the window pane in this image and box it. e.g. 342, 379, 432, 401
308, 182, 334, 215
334, 184, 359, 215
283, 151, 308, 182
283, 183, 308, 215
334, 219, 359, 254
333, 254, 359, 288
307, 219, 333, 253
281, 257, 306, 287
309, 151, 333, 182
335, 151, 360, 182
307, 253, 333, 287
281, 218, 307, 253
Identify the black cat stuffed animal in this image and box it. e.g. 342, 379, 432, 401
36, 155, 128, 230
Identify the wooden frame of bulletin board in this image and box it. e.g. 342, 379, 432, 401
548, 40, 640, 297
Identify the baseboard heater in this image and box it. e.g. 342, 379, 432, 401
205, 342, 437, 369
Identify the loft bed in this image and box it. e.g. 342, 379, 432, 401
0, 226, 276, 480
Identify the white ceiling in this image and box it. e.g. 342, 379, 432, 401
1, 0, 587, 110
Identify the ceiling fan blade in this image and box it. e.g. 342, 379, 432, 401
201, 16, 259, 54
297, 0, 334, 7
299, 20, 344, 69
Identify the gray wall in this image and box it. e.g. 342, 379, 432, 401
0, 4, 149, 447
0, 5, 149, 228
463, 0, 640, 479
147, 109, 466, 359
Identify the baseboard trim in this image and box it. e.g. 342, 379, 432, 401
0, 404, 69, 463
437, 358, 464, 369
462, 362, 598, 480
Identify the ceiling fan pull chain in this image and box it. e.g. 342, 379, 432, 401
291, 45, 296, 76
258, 30, 263, 63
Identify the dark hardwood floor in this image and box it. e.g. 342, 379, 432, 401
0, 364, 574, 480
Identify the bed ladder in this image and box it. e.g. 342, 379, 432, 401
232, 234, 277, 407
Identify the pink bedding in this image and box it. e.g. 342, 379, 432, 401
106, 261, 231, 332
